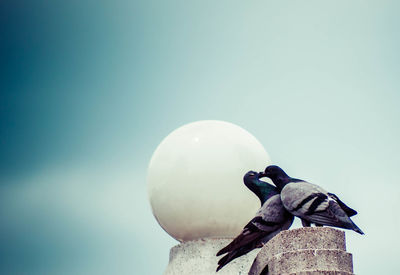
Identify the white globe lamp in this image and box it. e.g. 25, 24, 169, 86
147, 120, 271, 273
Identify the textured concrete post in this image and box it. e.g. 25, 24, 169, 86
165, 238, 259, 275
249, 227, 354, 275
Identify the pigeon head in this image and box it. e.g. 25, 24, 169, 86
243, 170, 258, 181
263, 165, 290, 190
243, 170, 259, 190
243, 170, 278, 204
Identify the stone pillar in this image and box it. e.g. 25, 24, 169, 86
165, 238, 260, 275
249, 227, 354, 275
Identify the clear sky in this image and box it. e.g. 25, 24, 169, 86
1, 1, 399, 274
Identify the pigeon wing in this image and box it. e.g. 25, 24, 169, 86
217, 195, 289, 256
303, 200, 355, 229
281, 182, 363, 234
281, 181, 330, 215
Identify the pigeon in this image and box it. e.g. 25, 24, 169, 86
216, 171, 294, 272
262, 165, 364, 234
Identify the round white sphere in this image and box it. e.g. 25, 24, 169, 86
147, 120, 271, 242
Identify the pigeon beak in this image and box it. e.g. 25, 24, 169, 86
258, 172, 266, 178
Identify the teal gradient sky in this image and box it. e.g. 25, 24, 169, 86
1, 1, 399, 274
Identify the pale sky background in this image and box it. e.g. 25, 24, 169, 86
1, 1, 400, 274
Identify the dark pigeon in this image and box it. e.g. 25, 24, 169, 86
262, 165, 364, 234
216, 171, 294, 272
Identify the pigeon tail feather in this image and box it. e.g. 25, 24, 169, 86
216, 248, 248, 272
349, 219, 364, 235
216, 229, 264, 256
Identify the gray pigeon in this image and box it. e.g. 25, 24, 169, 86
216, 171, 294, 272
262, 165, 364, 235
